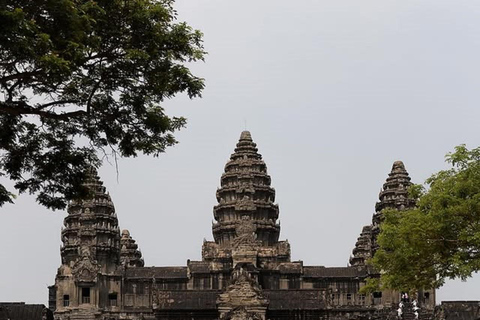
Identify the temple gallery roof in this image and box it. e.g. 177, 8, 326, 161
125, 266, 188, 279
303, 266, 368, 278
154, 290, 330, 311
0, 303, 51, 320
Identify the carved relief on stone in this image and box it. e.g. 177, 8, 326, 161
222, 306, 263, 320
232, 216, 257, 248
152, 290, 174, 309
202, 240, 219, 259
56, 264, 72, 277
218, 268, 268, 320
218, 268, 268, 308
234, 199, 256, 211
72, 245, 99, 283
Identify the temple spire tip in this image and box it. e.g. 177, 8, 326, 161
392, 160, 405, 171
239, 130, 252, 141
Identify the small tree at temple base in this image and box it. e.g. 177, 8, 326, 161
370, 145, 480, 291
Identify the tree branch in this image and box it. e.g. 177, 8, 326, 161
0, 71, 43, 84
86, 79, 102, 114
0, 101, 86, 120
35, 99, 79, 110
4, 79, 25, 102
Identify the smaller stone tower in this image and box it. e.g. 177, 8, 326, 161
372, 161, 416, 227
349, 225, 373, 267
60, 168, 120, 271
371, 160, 416, 252
349, 161, 435, 310
120, 229, 144, 267
55, 168, 123, 317
350, 161, 416, 266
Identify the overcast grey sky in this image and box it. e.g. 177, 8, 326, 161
1, 0, 480, 304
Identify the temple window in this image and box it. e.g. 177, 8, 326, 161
212, 275, 219, 289
63, 295, 70, 307
347, 293, 352, 301
359, 294, 366, 305
108, 293, 118, 307
331, 294, 338, 305
204, 277, 211, 289
288, 277, 300, 289
82, 287, 90, 304
194, 276, 210, 289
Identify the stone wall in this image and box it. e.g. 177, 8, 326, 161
434, 301, 480, 320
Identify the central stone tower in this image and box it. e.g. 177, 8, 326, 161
202, 131, 290, 271
213, 131, 280, 246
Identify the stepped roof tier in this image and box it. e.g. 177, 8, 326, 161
372, 160, 416, 230
213, 131, 280, 247
349, 225, 373, 267
120, 229, 144, 267
375, 161, 416, 213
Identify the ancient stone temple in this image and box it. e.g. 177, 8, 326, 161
49, 131, 436, 320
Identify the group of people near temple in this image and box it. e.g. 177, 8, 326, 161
397, 294, 421, 320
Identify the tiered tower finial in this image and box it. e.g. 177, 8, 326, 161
373, 160, 416, 221
213, 131, 280, 246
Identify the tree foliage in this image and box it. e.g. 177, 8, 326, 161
0, 0, 205, 209
372, 145, 480, 291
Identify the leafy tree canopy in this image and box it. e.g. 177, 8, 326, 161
371, 145, 480, 292
0, 0, 205, 209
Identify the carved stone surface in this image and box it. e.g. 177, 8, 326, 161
218, 268, 268, 320
222, 307, 263, 320
433, 301, 480, 320
232, 216, 258, 248
72, 249, 99, 283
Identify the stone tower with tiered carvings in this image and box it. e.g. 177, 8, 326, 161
350, 161, 417, 267
349, 161, 435, 311
53, 169, 144, 319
